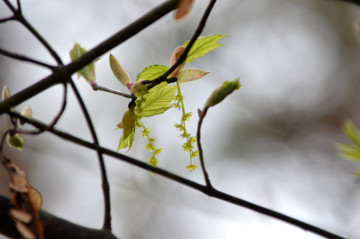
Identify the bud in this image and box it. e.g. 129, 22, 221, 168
204, 79, 241, 108
20, 106, 33, 125
109, 54, 131, 87
169, 46, 185, 77
174, 0, 194, 21
2, 85, 10, 101
129, 80, 147, 96
7, 133, 24, 151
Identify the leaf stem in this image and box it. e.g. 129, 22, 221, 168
91, 82, 133, 99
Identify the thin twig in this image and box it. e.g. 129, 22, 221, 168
0, 48, 56, 70
7, 111, 346, 239
14, 82, 68, 136
145, 0, 217, 90
3, 0, 113, 228
69, 80, 112, 230
0, 0, 180, 114
91, 82, 133, 99
3, 0, 18, 13
196, 107, 212, 187
3, 0, 62, 64
0, 16, 15, 24
0, 2, 182, 227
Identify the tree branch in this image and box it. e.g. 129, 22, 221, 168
196, 107, 212, 187
0, 0, 180, 231
5, 112, 347, 239
0, 0, 179, 116
0, 195, 117, 239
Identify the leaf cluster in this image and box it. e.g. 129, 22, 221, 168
115, 34, 226, 169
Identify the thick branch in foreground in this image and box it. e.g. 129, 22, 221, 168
0, 195, 117, 239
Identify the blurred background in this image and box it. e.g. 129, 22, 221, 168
1, 0, 360, 238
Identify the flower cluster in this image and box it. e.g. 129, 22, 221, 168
139, 123, 163, 167
173, 84, 199, 170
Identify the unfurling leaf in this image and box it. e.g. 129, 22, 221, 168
137, 64, 168, 81
7, 133, 24, 151
109, 54, 131, 87
118, 130, 135, 151
118, 107, 136, 151
137, 82, 177, 117
2, 85, 10, 100
337, 120, 360, 176
121, 107, 136, 140
337, 143, 360, 161
337, 120, 360, 162
169, 46, 185, 77
174, 0, 194, 20
182, 34, 226, 64
342, 120, 360, 147
205, 78, 241, 108
69, 43, 95, 82
178, 68, 209, 82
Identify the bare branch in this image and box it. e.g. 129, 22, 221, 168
196, 107, 212, 188
6, 111, 347, 239
91, 82, 133, 99
0, 195, 117, 239
0, 48, 55, 69
0, 0, 180, 115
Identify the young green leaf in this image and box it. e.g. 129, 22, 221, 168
137, 82, 177, 117
182, 34, 226, 64
7, 134, 24, 151
342, 119, 360, 147
337, 143, 360, 161
118, 130, 135, 151
204, 78, 241, 108
136, 64, 168, 81
109, 54, 131, 87
69, 43, 95, 82
121, 108, 136, 140
117, 106, 136, 151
